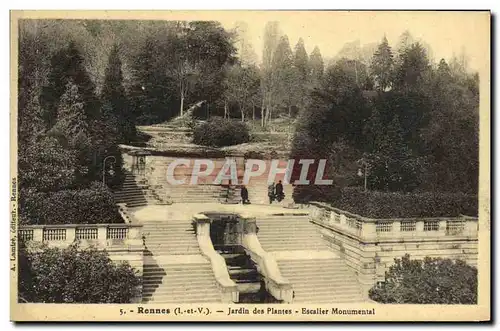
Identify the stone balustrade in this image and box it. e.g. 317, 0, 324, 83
240, 215, 294, 303
309, 202, 478, 243
193, 214, 239, 303
18, 223, 143, 250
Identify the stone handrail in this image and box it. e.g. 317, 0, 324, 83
240, 216, 293, 303
309, 202, 478, 242
117, 203, 136, 224
18, 223, 143, 250
193, 214, 238, 303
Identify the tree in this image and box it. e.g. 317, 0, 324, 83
18, 135, 79, 193
167, 31, 199, 117
394, 42, 430, 92
309, 46, 324, 86
19, 243, 141, 303
271, 35, 295, 118
224, 64, 261, 121
294, 38, 309, 81
130, 36, 175, 124
292, 38, 310, 116
371, 36, 394, 91
234, 21, 258, 67
40, 40, 100, 130
420, 58, 479, 193
102, 44, 136, 143
369, 254, 477, 304
261, 21, 282, 126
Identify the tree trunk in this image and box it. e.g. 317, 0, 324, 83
261, 98, 265, 127
224, 101, 228, 119
252, 104, 255, 121
241, 106, 245, 122
180, 95, 184, 117
288, 105, 292, 117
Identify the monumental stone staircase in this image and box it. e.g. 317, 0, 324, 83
114, 172, 149, 208
277, 258, 364, 303
141, 219, 222, 303
146, 156, 229, 203
256, 215, 330, 251
256, 215, 365, 303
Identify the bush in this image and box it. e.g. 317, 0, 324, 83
192, 117, 250, 147
332, 186, 477, 218
369, 254, 477, 304
19, 243, 141, 303
19, 182, 123, 225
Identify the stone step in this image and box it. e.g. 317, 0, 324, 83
143, 290, 221, 299
143, 283, 218, 294
143, 277, 216, 286
143, 264, 212, 272
146, 250, 201, 255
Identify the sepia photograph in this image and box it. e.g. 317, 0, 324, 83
9, 10, 490, 322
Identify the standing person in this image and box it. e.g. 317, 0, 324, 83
240, 185, 250, 204
268, 183, 275, 204
275, 180, 284, 202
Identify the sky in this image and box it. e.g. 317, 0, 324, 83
210, 11, 489, 72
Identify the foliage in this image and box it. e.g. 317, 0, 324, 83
223, 63, 261, 121
332, 186, 478, 218
192, 117, 250, 147
291, 31, 478, 199
370, 36, 394, 91
369, 254, 477, 304
19, 182, 123, 225
19, 243, 141, 303
102, 44, 136, 143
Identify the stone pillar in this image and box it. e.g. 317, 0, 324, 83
465, 219, 478, 237
415, 220, 425, 234
193, 214, 211, 237
240, 215, 257, 235
339, 214, 347, 226
66, 227, 76, 243
361, 222, 377, 241
438, 220, 448, 236
98, 226, 108, 247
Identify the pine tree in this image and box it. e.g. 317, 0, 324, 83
40, 40, 99, 129
102, 44, 135, 143
272, 35, 295, 115
394, 42, 430, 92
294, 38, 309, 81
309, 46, 324, 85
293, 38, 310, 116
370, 36, 394, 91
51, 81, 90, 146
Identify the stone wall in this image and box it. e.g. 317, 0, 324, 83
308, 202, 479, 294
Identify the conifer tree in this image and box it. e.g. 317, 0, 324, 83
370, 36, 394, 91
102, 44, 136, 143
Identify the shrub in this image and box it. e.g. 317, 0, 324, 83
19, 182, 123, 225
19, 243, 141, 303
369, 254, 477, 304
332, 186, 478, 218
192, 117, 250, 147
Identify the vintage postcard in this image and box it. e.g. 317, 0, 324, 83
10, 10, 490, 322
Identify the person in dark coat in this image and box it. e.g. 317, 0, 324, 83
275, 180, 285, 202
268, 183, 275, 204
241, 185, 250, 204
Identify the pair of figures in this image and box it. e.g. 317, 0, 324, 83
268, 180, 285, 204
